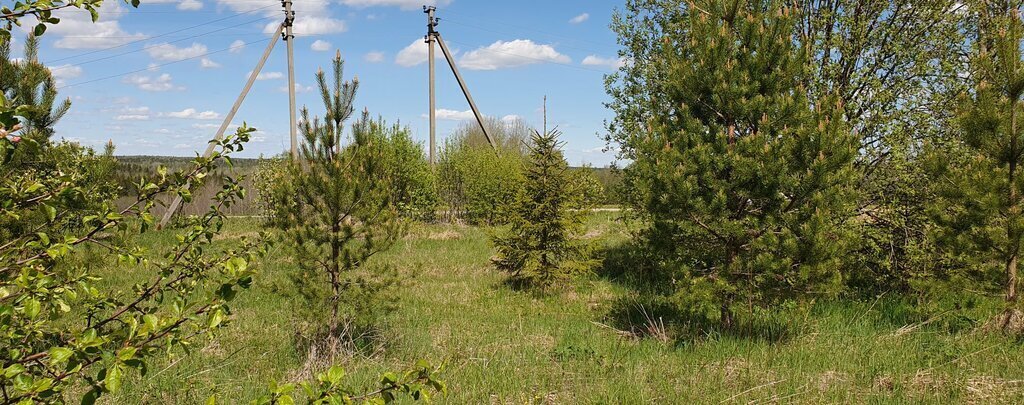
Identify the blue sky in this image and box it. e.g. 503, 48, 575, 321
15, 0, 625, 166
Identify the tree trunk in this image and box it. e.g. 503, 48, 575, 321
1009, 98, 1019, 304
330, 222, 342, 335
720, 300, 733, 331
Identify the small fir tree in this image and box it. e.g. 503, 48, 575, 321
611, 0, 858, 329
492, 128, 594, 289
273, 52, 403, 337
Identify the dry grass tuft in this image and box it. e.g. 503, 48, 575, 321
814, 370, 849, 391
966, 375, 1024, 402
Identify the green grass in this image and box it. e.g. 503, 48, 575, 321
101, 213, 1024, 403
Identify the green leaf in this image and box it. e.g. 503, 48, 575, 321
208, 309, 224, 328
33, 23, 46, 36
104, 365, 123, 393
117, 347, 137, 361
23, 298, 41, 320
326, 366, 345, 385
48, 347, 74, 365
42, 203, 56, 222
80, 388, 99, 405
143, 314, 159, 332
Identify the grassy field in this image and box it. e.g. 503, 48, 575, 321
98, 212, 1024, 403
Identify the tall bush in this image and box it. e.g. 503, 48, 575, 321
436, 118, 531, 224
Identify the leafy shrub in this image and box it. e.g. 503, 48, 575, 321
437, 144, 524, 225
252, 154, 289, 225
0, 125, 264, 403
252, 361, 444, 404
363, 116, 438, 221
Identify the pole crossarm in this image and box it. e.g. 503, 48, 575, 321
423, 6, 496, 152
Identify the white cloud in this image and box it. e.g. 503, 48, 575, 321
148, 0, 203, 10
218, 0, 329, 13
146, 42, 208, 61
114, 106, 151, 121
193, 123, 238, 130
278, 84, 315, 93
163, 108, 221, 120
123, 73, 182, 92
581, 55, 626, 69
179, 0, 204, 10
395, 38, 448, 67
422, 109, 474, 121
49, 64, 83, 83
501, 114, 521, 122
248, 71, 284, 80
311, 39, 332, 52
200, 58, 221, 69
364, 51, 385, 63
340, 0, 450, 9
569, 13, 589, 24
49, 5, 148, 49
263, 16, 346, 36
459, 40, 570, 70
229, 39, 246, 53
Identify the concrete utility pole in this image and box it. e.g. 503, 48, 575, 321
158, 23, 285, 230
423, 6, 496, 151
424, 6, 437, 164
284, 0, 298, 159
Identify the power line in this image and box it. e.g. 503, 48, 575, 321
44, 3, 276, 64
52, 15, 277, 68
57, 37, 273, 90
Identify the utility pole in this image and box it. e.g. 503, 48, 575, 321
284, 0, 298, 159
158, 23, 285, 229
423, 6, 496, 151
424, 6, 437, 164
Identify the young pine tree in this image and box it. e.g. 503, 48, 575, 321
274, 52, 403, 336
0, 34, 71, 141
492, 129, 594, 289
927, 6, 1024, 329
613, 1, 858, 329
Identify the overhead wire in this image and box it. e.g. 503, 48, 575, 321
51, 14, 278, 68
44, 3, 277, 64
57, 36, 275, 89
